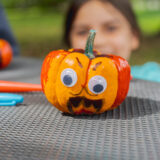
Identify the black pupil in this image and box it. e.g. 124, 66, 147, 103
93, 84, 103, 93
63, 75, 72, 85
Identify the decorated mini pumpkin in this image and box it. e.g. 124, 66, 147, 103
41, 30, 130, 115
0, 39, 13, 69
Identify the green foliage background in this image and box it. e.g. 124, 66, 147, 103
1, 0, 160, 65
1, 0, 67, 8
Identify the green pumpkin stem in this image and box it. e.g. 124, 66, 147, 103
84, 29, 96, 59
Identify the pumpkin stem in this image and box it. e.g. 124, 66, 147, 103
84, 29, 96, 59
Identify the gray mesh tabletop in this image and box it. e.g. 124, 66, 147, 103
0, 57, 160, 160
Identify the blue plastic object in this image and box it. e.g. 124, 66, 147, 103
131, 62, 160, 83
0, 93, 24, 106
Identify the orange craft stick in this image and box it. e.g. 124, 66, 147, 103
0, 80, 42, 92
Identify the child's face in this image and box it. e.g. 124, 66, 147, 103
70, 0, 139, 60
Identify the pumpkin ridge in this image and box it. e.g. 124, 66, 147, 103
54, 53, 71, 109
110, 56, 130, 109
82, 59, 92, 88
41, 50, 69, 92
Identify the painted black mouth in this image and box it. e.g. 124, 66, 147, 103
67, 97, 103, 114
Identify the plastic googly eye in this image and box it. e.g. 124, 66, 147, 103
61, 68, 77, 87
88, 75, 107, 94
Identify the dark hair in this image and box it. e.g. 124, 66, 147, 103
64, 0, 141, 47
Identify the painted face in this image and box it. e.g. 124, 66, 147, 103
41, 51, 130, 115
42, 51, 118, 114
70, 1, 139, 60
56, 52, 118, 114
41, 30, 131, 115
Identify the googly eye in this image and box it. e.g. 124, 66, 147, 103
61, 68, 77, 87
88, 75, 107, 94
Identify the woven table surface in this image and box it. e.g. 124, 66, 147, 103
0, 57, 160, 160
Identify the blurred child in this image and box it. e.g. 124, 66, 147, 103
63, 0, 160, 82
0, 3, 19, 56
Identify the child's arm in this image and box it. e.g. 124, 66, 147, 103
0, 3, 19, 56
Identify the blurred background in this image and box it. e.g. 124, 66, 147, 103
1, 0, 160, 65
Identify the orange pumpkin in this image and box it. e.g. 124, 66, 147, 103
41, 30, 130, 115
0, 39, 13, 69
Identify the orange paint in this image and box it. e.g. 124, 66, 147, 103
0, 39, 13, 69
41, 30, 130, 114
110, 55, 131, 109
41, 50, 69, 91
41, 50, 130, 114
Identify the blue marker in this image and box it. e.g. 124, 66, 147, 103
0, 93, 24, 106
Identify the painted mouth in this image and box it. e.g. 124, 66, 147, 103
67, 97, 103, 114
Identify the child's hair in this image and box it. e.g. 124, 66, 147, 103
64, 0, 141, 47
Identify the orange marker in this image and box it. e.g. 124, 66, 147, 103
0, 80, 42, 92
